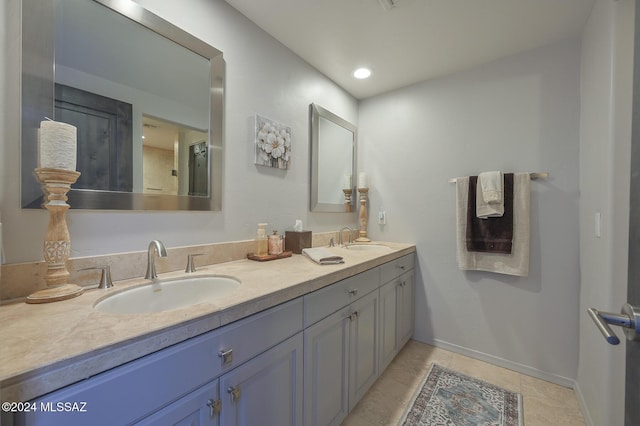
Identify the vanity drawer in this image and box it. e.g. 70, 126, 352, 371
216, 298, 303, 372
304, 268, 379, 327
380, 253, 414, 284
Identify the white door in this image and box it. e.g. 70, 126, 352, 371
590, 8, 640, 423
625, 6, 640, 421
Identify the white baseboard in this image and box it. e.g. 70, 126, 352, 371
572, 380, 595, 426
420, 337, 595, 423
421, 337, 574, 388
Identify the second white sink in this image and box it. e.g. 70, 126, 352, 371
94, 275, 241, 314
343, 244, 392, 253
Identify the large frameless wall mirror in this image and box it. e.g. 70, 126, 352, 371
21, 0, 224, 211
309, 103, 357, 212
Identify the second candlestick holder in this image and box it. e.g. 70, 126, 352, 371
356, 187, 371, 242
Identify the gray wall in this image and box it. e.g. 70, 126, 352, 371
359, 39, 581, 382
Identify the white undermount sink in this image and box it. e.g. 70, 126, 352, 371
94, 275, 241, 314
343, 243, 392, 252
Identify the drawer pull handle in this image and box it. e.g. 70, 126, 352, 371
219, 348, 233, 365
207, 399, 221, 417
348, 288, 358, 296
228, 386, 241, 403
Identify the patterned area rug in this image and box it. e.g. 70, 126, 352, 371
399, 364, 523, 426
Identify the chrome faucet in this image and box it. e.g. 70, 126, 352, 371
338, 227, 355, 246
145, 240, 167, 280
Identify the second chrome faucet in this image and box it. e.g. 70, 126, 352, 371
145, 240, 167, 280
338, 227, 356, 246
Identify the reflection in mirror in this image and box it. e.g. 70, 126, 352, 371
21, 0, 224, 211
309, 103, 357, 212
142, 115, 208, 196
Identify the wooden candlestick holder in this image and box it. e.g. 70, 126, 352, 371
356, 187, 371, 242
342, 188, 353, 212
26, 168, 84, 304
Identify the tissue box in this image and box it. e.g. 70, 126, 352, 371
285, 231, 312, 254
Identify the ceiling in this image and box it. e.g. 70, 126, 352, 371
225, 0, 595, 99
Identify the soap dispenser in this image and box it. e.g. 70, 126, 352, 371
255, 223, 268, 256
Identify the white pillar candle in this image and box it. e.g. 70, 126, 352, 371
358, 172, 368, 188
39, 120, 77, 171
344, 174, 352, 189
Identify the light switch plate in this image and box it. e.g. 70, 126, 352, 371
378, 210, 386, 225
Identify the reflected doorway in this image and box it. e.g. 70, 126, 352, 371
142, 115, 208, 196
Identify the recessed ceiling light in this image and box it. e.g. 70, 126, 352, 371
353, 67, 372, 79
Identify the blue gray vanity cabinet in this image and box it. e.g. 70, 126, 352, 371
303, 306, 350, 425
218, 333, 303, 425
11, 250, 415, 426
348, 289, 381, 406
379, 254, 415, 372
379, 278, 400, 371
135, 380, 220, 425
15, 298, 303, 426
303, 269, 380, 426
140, 333, 303, 426
396, 269, 415, 348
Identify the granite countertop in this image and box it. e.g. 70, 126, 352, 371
0, 242, 415, 402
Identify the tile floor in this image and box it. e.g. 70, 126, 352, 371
342, 340, 586, 426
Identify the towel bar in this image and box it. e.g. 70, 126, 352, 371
448, 172, 548, 183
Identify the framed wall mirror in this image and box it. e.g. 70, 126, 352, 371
21, 0, 224, 211
309, 103, 357, 212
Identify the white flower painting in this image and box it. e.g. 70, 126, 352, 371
255, 115, 292, 170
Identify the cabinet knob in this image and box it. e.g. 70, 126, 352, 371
348, 288, 358, 296
219, 348, 233, 365
396, 264, 406, 271
206, 399, 221, 417
227, 386, 241, 403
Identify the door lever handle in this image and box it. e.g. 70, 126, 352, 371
588, 304, 640, 345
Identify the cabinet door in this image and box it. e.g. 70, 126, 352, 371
379, 279, 399, 372
303, 306, 351, 426
219, 333, 303, 426
136, 381, 220, 426
349, 289, 379, 409
397, 271, 415, 348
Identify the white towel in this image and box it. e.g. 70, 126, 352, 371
476, 171, 504, 218
479, 171, 503, 203
456, 173, 531, 276
476, 184, 504, 218
302, 247, 344, 265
